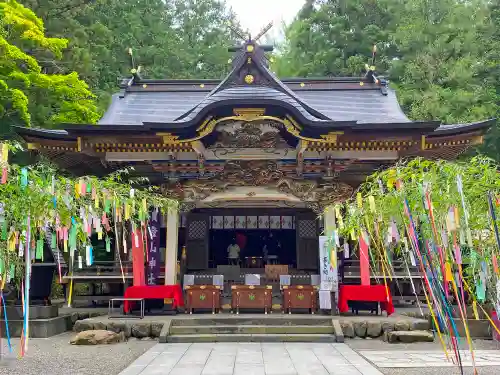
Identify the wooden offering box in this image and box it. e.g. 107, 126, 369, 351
231, 285, 272, 314
184, 285, 222, 314
282, 285, 318, 314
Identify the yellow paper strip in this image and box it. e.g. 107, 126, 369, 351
1, 143, 8, 163
368, 195, 376, 213
357, 193, 362, 209
472, 301, 479, 320
125, 204, 130, 220
67, 277, 74, 308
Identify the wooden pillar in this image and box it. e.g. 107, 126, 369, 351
165, 207, 179, 285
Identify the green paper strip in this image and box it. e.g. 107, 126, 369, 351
0, 256, 4, 274
9, 264, 15, 279
36, 239, 44, 260
105, 199, 110, 213
86, 183, 91, 193
51, 233, 57, 249
69, 225, 77, 251
476, 279, 486, 302
105, 236, 111, 252
20, 167, 28, 187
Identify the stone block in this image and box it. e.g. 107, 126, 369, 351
5, 305, 58, 320
106, 321, 132, 337
411, 319, 430, 331
340, 321, 355, 338
381, 322, 394, 333
89, 311, 104, 318
387, 330, 434, 343
70, 330, 125, 345
131, 322, 151, 338
78, 312, 90, 320
93, 322, 107, 331
366, 321, 382, 337
73, 320, 94, 332
353, 321, 367, 338
332, 319, 344, 343
151, 323, 163, 337
70, 313, 79, 325
1, 315, 72, 338
454, 318, 491, 339
159, 320, 172, 343
394, 320, 410, 331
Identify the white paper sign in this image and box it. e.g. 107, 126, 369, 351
319, 290, 332, 309
319, 236, 338, 291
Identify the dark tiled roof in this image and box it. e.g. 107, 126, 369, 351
97, 85, 407, 126
296, 88, 410, 124
177, 86, 329, 123
98, 92, 207, 125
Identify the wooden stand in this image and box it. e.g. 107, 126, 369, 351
185, 285, 221, 314
231, 285, 272, 314
282, 285, 318, 314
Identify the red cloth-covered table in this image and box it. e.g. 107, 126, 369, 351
338, 285, 395, 316
123, 285, 184, 313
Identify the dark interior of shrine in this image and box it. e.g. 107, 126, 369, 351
209, 229, 297, 268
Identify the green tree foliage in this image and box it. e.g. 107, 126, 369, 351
0, 0, 100, 134
21, 0, 241, 110
275, 0, 394, 77
276, 0, 499, 160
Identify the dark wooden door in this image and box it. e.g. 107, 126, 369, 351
296, 213, 319, 270
186, 213, 209, 270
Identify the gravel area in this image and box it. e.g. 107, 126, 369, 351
0, 332, 155, 375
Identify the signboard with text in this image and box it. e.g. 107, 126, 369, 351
318, 235, 338, 292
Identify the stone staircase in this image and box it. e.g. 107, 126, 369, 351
162, 316, 342, 343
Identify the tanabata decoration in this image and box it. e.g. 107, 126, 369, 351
0, 142, 178, 357
326, 157, 500, 375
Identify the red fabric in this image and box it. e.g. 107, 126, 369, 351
123, 285, 184, 313
338, 284, 395, 316
236, 232, 247, 250
132, 229, 145, 286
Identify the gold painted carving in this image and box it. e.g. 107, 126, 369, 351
320, 131, 343, 144
244, 74, 254, 84
157, 132, 180, 145
233, 108, 265, 121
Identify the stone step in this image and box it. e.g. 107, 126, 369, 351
171, 317, 332, 326
385, 330, 434, 343
170, 325, 334, 335
1, 314, 72, 338
167, 333, 336, 343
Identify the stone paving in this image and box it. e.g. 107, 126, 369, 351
118, 342, 384, 375
359, 350, 500, 368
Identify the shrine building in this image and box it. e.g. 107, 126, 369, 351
15, 38, 493, 294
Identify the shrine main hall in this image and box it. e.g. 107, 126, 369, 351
16, 38, 492, 293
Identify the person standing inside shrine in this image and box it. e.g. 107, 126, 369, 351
227, 238, 241, 265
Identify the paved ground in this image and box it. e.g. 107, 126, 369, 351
119, 342, 384, 375
118, 341, 500, 375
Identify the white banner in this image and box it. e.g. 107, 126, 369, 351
319, 235, 338, 292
